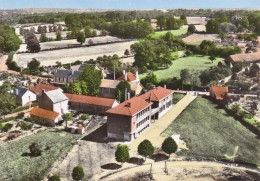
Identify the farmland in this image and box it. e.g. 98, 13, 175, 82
140, 55, 222, 80
148, 27, 188, 38
0, 129, 80, 181
162, 97, 260, 165
14, 40, 137, 67
182, 33, 219, 45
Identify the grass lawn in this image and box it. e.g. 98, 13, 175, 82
172, 93, 185, 104
162, 97, 260, 165
0, 129, 81, 181
140, 55, 222, 81
149, 27, 188, 38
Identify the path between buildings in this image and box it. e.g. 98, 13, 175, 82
129, 94, 197, 155
0, 55, 8, 72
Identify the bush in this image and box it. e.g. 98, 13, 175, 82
0, 123, 13, 132
29, 142, 42, 156
72, 166, 84, 181
115, 144, 130, 164
161, 137, 178, 155
80, 114, 89, 120
16, 112, 25, 119
17, 121, 33, 130
138, 139, 154, 160
6, 51, 21, 72
48, 174, 61, 181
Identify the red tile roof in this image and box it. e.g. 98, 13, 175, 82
30, 107, 59, 121
210, 86, 228, 100
65, 93, 117, 107
106, 96, 152, 116
117, 72, 137, 81
28, 83, 59, 96
139, 86, 173, 102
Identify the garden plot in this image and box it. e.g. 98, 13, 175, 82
14, 40, 137, 67
17, 36, 124, 52
182, 33, 219, 45
186, 17, 208, 25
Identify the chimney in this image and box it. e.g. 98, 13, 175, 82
42, 89, 46, 95
123, 71, 127, 81
127, 92, 130, 100
164, 84, 167, 89
126, 102, 131, 107
15, 89, 19, 95
135, 71, 139, 82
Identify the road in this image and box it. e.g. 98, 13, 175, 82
129, 94, 197, 155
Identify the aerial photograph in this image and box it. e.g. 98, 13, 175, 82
0, 0, 260, 180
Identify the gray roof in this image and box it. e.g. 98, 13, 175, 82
53, 70, 81, 79
71, 63, 102, 72
45, 89, 68, 103
15, 87, 33, 96
70, 71, 81, 79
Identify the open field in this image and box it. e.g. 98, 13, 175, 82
17, 36, 124, 52
14, 40, 137, 67
162, 97, 260, 165
186, 17, 208, 25
140, 55, 222, 80
0, 129, 80, 181
183, 33, 219, 45
148, 27, 188, 38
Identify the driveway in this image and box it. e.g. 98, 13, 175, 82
129, 94, 197, 155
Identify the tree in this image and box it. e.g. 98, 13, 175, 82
218, 22, 237, 34
55, 61, 62, 68
188, 24, 196, 34
161, 137, 178, 156
88, 39, 94, 45
0, 94, 16, 116
48, 174, 61, 181
27, 58, 41, 75
230, 103, 240, 114
124, 49, 130, 57
91, 30, 97, 37
0, 25, 22, 52
77, 32, 85, 45
180, 69, 190, 90
29, 142, 42, 156
62, 113, 73, 128
78, 67, 102, 96
55, 31, 62, 41
138, 139, 154, 161
249, 63, 260, 77
199, 40, 216, 55
40, 33, 48, 42
84, 26, 93, 38
140, 71, 157, 89
115, 144, 130, 165
26, 32, 41, 53
232, 62, 243, 73
0, 81, 12, 94
72, 166, 84, 181
156, 16, 166, 30
115, 80, 131, 102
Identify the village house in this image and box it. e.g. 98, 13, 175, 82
28, 83, 61, 97
210, 86, 229, 101
139, 86, 174, 119
117, 70, 139, 83
65, 93, 119, 115
106, 96, 152, 141
38, 89, 69, 114
30, 107, 60, 125
14, 87, 37, 106
226, 52, 260, 66
99, 79, 143, 99
52, 63, 107, 85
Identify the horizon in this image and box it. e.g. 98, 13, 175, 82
1, 0, 260, 10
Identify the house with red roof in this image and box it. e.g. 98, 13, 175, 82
117, 70, 139, 83
106, 86, 174, 141
210, 86, 228, 101
30, 107, 60, 126
106, 96, 152, 141
65, 93, 119, 115
139, 86, 174, 119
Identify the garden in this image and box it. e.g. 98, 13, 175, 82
162, 97, 260, 165
0, 129, 80, 181
148, 27, 188, 38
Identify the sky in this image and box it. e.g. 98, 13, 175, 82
0, 0, 260, 10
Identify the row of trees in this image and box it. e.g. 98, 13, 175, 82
0, 25, 22, 52
156, 15, 187, 30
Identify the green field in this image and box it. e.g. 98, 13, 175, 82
0, 129, 80, 181
148, 27, 188, 38
162, 97, 260, 165
140, 55, 222, 80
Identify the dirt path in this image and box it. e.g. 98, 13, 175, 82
129, 94, 197, 155
100, 160, 260, 181
0, 55, 8, 72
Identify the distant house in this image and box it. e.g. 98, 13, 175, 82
65, 93, 119, 115
210, 86, 228, 101
66, 124, 85, 134
227, 52, 260, 65
30, 107, 60, 125
14, 87, 37, 106
38, 89, 69, 115
106, 96, 152, 141
139, 86, 173, 119
99, 79, 143, 99
52, 63, 107, 85
28, 83, 61, 97
117, 70, 139, 83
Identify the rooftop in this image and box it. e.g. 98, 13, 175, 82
117, 72, 137, 82
65, 93, 117, 107
139, 86, 174, 102
106, 96, 152, 116
210, 86, 228, 100
28, 83, 60, 96
229, 52, 260, 63
30, 107, 59, 121
44, 89, 68, 103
